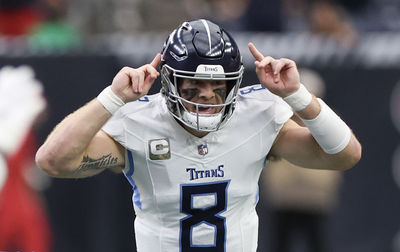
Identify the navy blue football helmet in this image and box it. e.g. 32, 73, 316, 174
160, 19, 244, 132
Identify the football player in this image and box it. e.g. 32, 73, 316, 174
36, 19, 361, 251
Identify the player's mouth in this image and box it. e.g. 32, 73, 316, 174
197, 106, 217, 114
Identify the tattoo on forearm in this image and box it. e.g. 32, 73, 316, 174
77, 154, 118, 172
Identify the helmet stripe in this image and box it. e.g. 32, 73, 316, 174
200, 19, 212, 55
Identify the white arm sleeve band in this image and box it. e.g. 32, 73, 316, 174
302, 98, 352, 154
97, 85, 125, 115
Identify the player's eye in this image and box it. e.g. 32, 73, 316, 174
181, 88, 199, 100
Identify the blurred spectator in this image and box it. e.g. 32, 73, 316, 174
0, 0, 43, 36
0, 65, 52, 252
262, 158, 342, 252
283, 0, 359, 48
261, 68, 343, 252
309, 0, 358, 48
283, 0, 310, 31
28, 0, 81, 52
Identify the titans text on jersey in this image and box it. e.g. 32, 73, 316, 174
186, 165, 224, 181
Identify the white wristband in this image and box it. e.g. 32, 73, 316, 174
97, 86, 125, 114
283, 84, 312, 111
302, 98, 352, 154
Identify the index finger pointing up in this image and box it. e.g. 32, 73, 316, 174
248, 42, 264, 61
150, 53, 162, 68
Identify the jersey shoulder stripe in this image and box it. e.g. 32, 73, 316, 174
238, 84, 277, 102
118, 93, 162, 117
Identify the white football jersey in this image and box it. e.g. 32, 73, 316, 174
102, 84, 292, 252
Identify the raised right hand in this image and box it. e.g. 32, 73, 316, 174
110, 53, 161, 103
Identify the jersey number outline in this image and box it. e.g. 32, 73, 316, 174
180, 180, 229, 252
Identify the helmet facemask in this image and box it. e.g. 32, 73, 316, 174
160, 19, 244, 132
161, 64, 244, 132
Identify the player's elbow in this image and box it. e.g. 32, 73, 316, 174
348, 142, 362, 169
336, 141, 362, 171
35, 148, 60, 177
35, 146, 74, 177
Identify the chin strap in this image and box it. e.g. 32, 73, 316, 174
182, 111, 223, 131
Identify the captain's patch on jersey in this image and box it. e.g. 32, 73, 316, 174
149, 138, 171, 160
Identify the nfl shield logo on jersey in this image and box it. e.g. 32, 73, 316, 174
198, 144, 208, 156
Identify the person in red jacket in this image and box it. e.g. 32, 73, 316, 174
0, 65, 51, 252
0, 0, 43, 36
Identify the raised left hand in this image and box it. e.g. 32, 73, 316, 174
248, 42, 300, 98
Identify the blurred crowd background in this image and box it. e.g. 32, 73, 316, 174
1, 0, 400, 252
1, 0, 399, 36
2, 0, 400, 67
